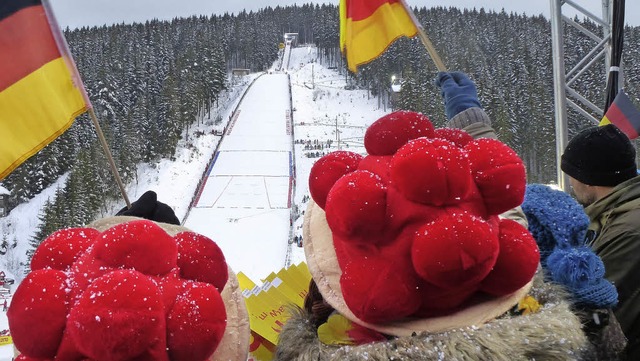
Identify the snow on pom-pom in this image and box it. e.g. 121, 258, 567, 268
357, 155, 392, 184
412, 212, 499, 289
364, 110, 435, 156
8, 269, 68, 359
307, 111, 538, 325
175, 231, 228, 292
31, 227, 99, 271
391, 138, 471, 206
309, 150, 363, 209
10, 219, 238, 361
68, 270, 165, 361
340, 257, 421, 323
465, 138, 526, 215
93, 219, 178, 276
167, 281, 227, 361
481, 219, 540, 296
433, 128, 474, 147
325, 170, 387, 243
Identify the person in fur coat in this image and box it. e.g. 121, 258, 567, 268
274, 73, 592, 360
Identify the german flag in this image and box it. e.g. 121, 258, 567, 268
0, 0, 89, 180
600, 90, 640, 140
340, 0, 418, 72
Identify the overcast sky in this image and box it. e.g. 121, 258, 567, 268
49, 0, 639, 29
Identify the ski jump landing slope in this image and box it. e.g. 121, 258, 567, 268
184, 73, 293, 282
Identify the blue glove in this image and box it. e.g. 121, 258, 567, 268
435, 71, 482, 120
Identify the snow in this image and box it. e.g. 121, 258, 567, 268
0, 44, 389, 359
184, 73, 293, 281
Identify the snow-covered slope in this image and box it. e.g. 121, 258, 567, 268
0, 45, 389, 283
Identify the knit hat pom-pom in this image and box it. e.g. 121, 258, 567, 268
547, 246, 604, 287
546, 246, 618, 308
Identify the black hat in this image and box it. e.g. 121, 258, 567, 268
561, 124, 637, 186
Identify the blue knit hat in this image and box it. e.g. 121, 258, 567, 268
522, 184, 589, 262
522, 184, 618, 309
546, 247, 618, 308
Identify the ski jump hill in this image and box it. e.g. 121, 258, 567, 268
184, 72, 295, 282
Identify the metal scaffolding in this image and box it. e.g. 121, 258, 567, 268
550, 0, 620, 191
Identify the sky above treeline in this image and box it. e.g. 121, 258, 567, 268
49, 0, 639, 29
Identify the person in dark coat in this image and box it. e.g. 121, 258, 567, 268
561, 124, 640, 358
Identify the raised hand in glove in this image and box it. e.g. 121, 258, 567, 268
435, 71, 482, 120
116, 190, 180, 225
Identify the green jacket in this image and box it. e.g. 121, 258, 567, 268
585, 175, 640, 357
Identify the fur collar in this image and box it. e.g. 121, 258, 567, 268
275, 277, 590, 361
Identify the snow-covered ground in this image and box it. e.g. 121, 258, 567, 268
0, 43, 390, 359
184, 73, 293, 281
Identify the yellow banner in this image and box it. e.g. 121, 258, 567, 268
248, 331, 275, 361
239, 262, 313, 359
0, 335, 12, 346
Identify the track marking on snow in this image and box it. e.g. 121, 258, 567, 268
207, 176, 233, 208
264, 177, 273, 209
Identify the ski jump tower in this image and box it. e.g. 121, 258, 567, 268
550, 0, 619, 190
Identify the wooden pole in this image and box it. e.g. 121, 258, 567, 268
400, 0, 447, 72
88, 108, 131, 208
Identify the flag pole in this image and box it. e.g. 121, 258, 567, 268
88, 108, 131, 208
42, 0, 131, 208
399, 0, 447, 72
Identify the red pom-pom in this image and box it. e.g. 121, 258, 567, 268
433, 128, 474, 147
364, 111, 435, 155
482, 219, 540, 296
340, 258, 421, 323
154, 270, 184, 314
166, 281, 227, 361
175, 231, 228, 292
68, 270, 166, 360
13, 356, 40, 361
54, 329, 85, 361
11, 219, 235, 361
357, 155, 392, 184
412, 212, 499, 289
8, 269, 68, 359
465, 139, 526, 215
325, 170, 387, 243
66, 251, 113, 305
309, 151, 363, 209
93, 219, 178, 276
31, 228, 99, 271
391, 138, 471, 206
415, 281, 479, 316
